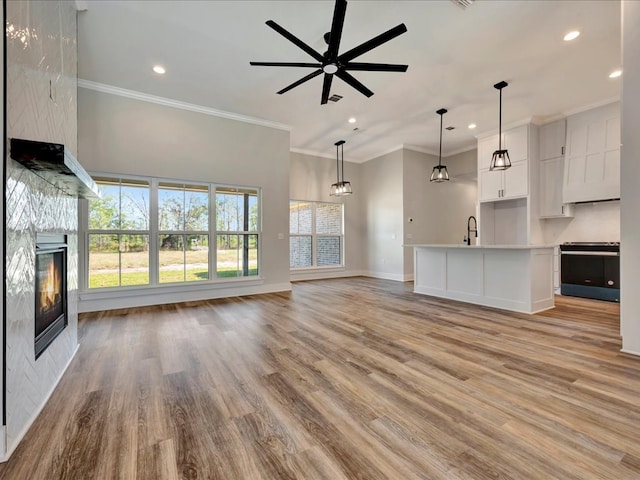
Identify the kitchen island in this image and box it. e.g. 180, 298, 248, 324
408, 244, 555, 314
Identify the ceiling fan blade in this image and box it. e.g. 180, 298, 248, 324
335, 70, 374, 98
277, 69, 323, 95
321, 73, 334, 105
250, 62, 322, 68
326, 0, 347, 60
265, 20, 325, 63
343, 62, 408, 72
338, 23, 408, 63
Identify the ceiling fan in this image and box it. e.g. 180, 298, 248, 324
250, 0, 408, 105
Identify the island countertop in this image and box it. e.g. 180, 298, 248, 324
409, 244, 554, 314
404, 244, 556, 249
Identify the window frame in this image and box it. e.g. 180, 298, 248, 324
81, 173, 262, 292
289, 199, 344, 270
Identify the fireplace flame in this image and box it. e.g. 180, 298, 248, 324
40, 259, 61, 311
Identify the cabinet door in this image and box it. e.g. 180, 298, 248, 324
503, 125, 528, 163
477, 134, 499, 171
503, 161, 528, 198
539, 158, 564, 216
540, 120, 566, 161
479, 169, 503, 202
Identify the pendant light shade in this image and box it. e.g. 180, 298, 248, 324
430, 108, 450, 182
330, 140, 352, 196
489, 81, 511, 171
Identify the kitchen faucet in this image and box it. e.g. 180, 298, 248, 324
466, 215, 478, 245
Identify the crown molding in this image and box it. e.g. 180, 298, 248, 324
77, 79, 292, 132
562, 96, 619, 117
289, 148, 336, 161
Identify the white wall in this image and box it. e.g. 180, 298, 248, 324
289, 151, 365, 280
403, 148, 478, 275
621, 0, 640, 355
77, 88, 292, 311
361, 149, 405, 281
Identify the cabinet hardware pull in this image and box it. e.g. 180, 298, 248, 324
561, 146, 565, 155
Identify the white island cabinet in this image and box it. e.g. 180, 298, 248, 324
409, 245, 555, 314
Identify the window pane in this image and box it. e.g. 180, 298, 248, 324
89, 184, 120, 230
185, 185, 209, 231
316, 203, 342, 235
120, 235, 149, 286
317, 236, 341, 266
121, 183, 150, 230
290, 201, 312, 235
248, 192, 258, 231
290, 236, 312, 268
185, 234, 209, 281
159, 184, 185, 231
159, 234, 185, 283
217, 234, 258, 277
88, 234, 119, 288
216, 192, 242, 231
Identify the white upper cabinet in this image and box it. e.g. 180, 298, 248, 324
563, 102, 620, 203
539, 119, 573, 218
540, 119, 566, 161
478, 124, 529, 202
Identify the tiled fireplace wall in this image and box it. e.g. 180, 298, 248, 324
4, 0, 79, 457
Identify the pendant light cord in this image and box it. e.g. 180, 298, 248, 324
498, 87, 503, 150
336, 143, 340, 183
340, 143, 345, 182
439, 112, 443, 167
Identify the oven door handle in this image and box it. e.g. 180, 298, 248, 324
560, 251, 619, 256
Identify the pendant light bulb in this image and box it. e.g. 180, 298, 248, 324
430, 108, 450, 183
490, 81, 511, 171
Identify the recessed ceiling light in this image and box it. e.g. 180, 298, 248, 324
468, 123, 477, 129
348, 117, 356, 124
563, 30, 580, 41
609, 69, 622, 79
153, 65, 166, 75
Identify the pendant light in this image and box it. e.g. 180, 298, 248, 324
490, 80, 511, 171
330, 140, 352, 196
430, 108, 450, 182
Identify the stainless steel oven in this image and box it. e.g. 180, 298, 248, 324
559, 242, 619, 302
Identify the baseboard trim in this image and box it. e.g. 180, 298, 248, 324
363, 271, 407, 282
621, 348, 640, 357
1, 344, 80, 462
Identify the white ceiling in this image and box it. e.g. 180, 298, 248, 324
77, 0, 621, 163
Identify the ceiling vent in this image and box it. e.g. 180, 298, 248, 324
451, 0, 474, 9
446, 126, 455, 130
328, 94, 343, 103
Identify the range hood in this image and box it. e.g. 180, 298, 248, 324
9, 138, 100, 199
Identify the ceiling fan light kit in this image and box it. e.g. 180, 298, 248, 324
490, 80, 512, 171
430, 108, 450, 183
330, 140, 352, 196
250, 0, 408, 105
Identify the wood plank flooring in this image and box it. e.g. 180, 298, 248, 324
0, 277, 637, 479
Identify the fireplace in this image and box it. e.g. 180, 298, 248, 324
35, 234, 68, 359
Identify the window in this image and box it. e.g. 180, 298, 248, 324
290, 200, 343, 269
216, 187, 259, 277
88, 178, 150, 288
158, 182, 209, 283
85, 176, 260, 289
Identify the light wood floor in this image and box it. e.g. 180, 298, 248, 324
1, 277, 637, 480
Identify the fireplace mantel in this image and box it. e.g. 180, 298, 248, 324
9, 138, 100, 199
